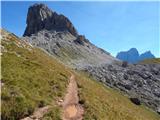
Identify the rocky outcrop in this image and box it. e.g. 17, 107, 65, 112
116, 48, 155, 63
23, 3, 78, 37
130, 98, 141, 105
83, 63, 160, 114
74, 35, 89, 45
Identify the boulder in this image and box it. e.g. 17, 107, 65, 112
122, 61, 128, 67
123, 73, 128, 80
117, 82, 132, 90
130, 98, 141, 105
157, 107, 160, 114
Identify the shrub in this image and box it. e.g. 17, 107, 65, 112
38, 100, 46, 108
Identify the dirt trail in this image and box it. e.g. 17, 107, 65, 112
62, 74, 84, 120
21, 74, 83, 120
21, 105, 51, 120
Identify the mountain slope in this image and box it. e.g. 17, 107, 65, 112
1, 29, 160, 120
22, 3, 118, 69
116, 48, 155, 63
77, 72, 160, 120
139, 51, 156, 62
83, 61, 160, 113
1, 29, 70, 119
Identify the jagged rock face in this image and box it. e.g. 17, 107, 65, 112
74, 35, 89, 45
23, 4, 78, 37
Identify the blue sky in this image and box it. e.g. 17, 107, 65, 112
1, 1, 160, 57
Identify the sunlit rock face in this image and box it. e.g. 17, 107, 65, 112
23, 3, 78, 37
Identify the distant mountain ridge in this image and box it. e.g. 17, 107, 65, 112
116, 48, 155, 63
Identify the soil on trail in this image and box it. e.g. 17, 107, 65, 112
62, 74, 84, 120
21, 106, 51, 120
21, 74, 84, 120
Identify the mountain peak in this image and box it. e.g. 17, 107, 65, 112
129, 48, 138, 52
23, 3, 78, 37
143, 50, 151, 54
27, 3, 53, 22
116, 48, 155, 63
31, 3, 47, 8
128, 48, 139, 55
139, 51, 155, 61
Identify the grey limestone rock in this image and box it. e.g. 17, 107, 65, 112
83, 63, 160, 113
23, 3, 78, 37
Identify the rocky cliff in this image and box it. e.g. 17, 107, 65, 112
23, 3, 78, 37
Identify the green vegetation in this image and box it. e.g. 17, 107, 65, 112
42, 105, 61, 120
139, 58, 160, 64
1, 31, 70, 119
1, 29, 160, 120
76, 72, 160, 120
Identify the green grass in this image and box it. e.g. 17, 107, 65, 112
1, 29, 160, 120
1, 31, 70, 119
139, 58, 160, 64
42, 105, 61, 120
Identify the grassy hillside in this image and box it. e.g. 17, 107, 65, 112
139, 58, 160, 64
1, 29, 70, 120
1, 29, 160, 120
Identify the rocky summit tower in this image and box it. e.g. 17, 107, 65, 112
23, 3, 78, 37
